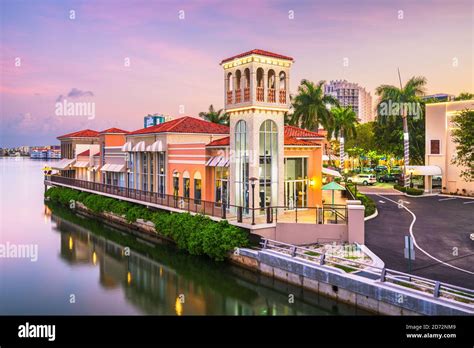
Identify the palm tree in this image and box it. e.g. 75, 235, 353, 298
326, 106, 358, 172
199, 105, 229, 125
375, 76, 426, 186
290, 80, 339, 131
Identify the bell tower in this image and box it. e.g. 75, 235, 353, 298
220, 49, 294, 210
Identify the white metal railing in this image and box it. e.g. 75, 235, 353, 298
259, 238, 474, 305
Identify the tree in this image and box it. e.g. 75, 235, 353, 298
375, 76, 427, 185
454, 92, 474, 101
199, 105, 229, 125
451, 109, 474, 181
326, 106, 358, 171
346, 122, 376, 153
290, 80, 339, 131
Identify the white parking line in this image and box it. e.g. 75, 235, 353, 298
376, 194, 474, 276
463, 201, 474, 204
438, 197, 457, 201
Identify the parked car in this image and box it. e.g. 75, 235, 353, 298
378, 173, 401, 183
374, 165, 388, 173
347, 174, 377, 186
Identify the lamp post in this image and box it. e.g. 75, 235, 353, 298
249, 177, 258, 225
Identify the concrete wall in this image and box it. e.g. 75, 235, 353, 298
230, 249, 472, 316
275, 222, 347, 245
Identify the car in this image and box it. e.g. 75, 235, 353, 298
471, 233, 474, 241
378, 173, 401, 183
347, 174, 377, 186
374, 165, 388, 173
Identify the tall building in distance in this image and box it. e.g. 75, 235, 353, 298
324, 80, 374, 123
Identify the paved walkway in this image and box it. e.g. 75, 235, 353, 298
365, 194, 474, 289
357, 185, 401, 195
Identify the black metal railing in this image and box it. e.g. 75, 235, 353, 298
46, 175, 348, 225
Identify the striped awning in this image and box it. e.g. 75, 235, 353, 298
322, 167, 342, 178
100, 163, 126, 172
406, 165, 442, 176
121, 142, 132, 152
146, 140, 163, 152
206, 156, 229, 167
92, 165, 100, 171
51, 158, 76, 170
132, 141, 146, 152
74, 161, 90, 168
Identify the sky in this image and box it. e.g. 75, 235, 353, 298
1, 0, 473, 147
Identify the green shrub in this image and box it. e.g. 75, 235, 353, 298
45, 186, 249, 261
405, 187, 423, 196
356, 192, 376, 217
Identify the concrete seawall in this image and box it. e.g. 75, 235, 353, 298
229, 248, 473, 316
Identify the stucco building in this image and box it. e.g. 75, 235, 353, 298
424, 100, 474, 195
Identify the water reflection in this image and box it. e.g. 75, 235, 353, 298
50, 203, 369, 316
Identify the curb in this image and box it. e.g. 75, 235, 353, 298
438, 193, 474, 200
364, 209, 378, 221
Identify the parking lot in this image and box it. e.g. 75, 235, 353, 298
365, 194, 474, 289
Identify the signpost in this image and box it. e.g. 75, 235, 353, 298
404, 235, 415, 272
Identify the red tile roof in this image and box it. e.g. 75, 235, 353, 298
284, 136, 319, 146
284, 125, 324, 138
77, 150, 90, 156
99, 127, 129, 134
130, 116, 229, 135
77, 150, 100, 157
57, 129, 99, 139
207, 136, 230, 147
221, 49, 294, 64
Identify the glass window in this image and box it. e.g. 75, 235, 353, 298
259, 120, 278, 208
284, 157, 308, 208
173, 171, 179, 197
194, 178, 202, 204
215, 167, 229, 207
235, 120, 249, 210
142, 153, 148, 191
158, 152, 166, 195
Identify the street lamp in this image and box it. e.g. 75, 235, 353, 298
249, 177, 258, 225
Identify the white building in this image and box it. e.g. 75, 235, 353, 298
324, 80, 374, 123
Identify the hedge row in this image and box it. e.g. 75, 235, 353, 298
45, 186, 248, 261
345, 183, 376, 217
394, 185, 424, 196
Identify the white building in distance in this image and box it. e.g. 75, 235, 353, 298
324, 80, 374, 123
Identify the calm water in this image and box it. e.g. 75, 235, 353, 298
0, 157, 368, 315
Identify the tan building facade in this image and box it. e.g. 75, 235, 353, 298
424, 100, 474, 195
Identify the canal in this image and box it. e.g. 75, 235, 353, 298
0, 158, 369, 315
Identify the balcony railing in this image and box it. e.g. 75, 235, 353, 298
267, 88, 276, 103
227, 90, 233, 104
235, 89, 241, 103
46, 175, 348, 226
256, 87, 264, 102
279, 90, 286, 104
244, 87, 250, 102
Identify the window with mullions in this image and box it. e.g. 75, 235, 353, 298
235, 120, 249, 210
142, 153, 148, 191
183, 171, 190, 199
215, 166, 229, 207
259, 120, 278, 208
149, 153, 154, 192
157, 152, 166, 196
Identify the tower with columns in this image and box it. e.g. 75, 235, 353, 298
220, 49, 294, 210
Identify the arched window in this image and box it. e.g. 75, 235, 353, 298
267, 70, 276, 102
173, 171, 180, 197
183, 171, 190, 199
194, 172, 202, 204
259, 120, 278, 208
235, 70, 242, 103
256, 68, 264, 102
227, 72, 233, 104
279, 71, 287, 103
235, 120, 249, 210
244, 68, 251, 102
279, 71, 286, 90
